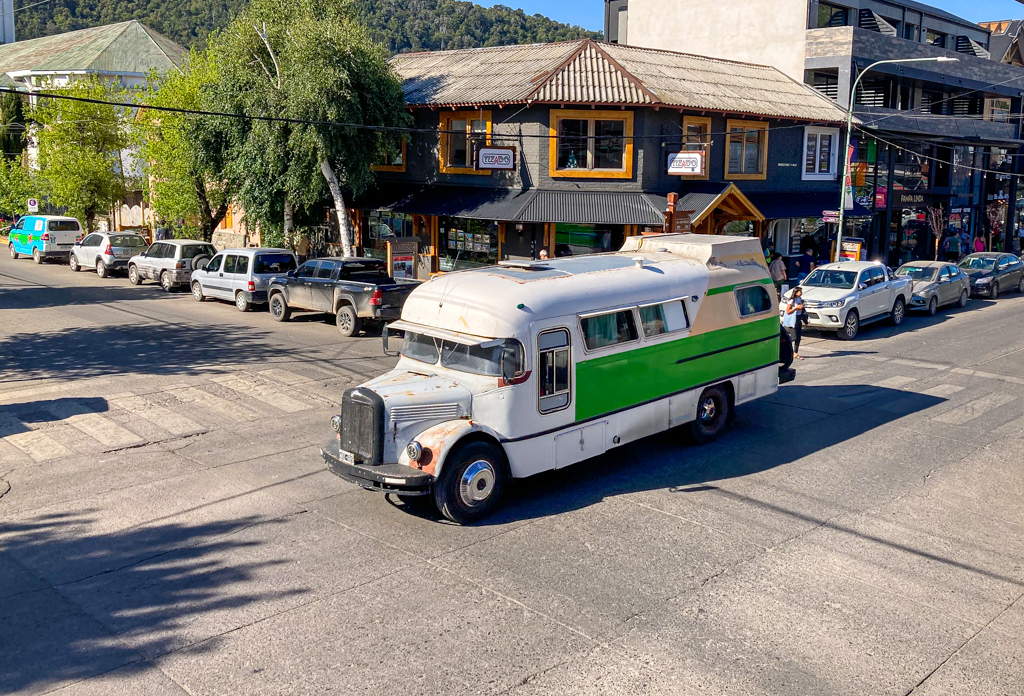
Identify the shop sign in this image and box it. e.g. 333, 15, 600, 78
895, 191, 928, 207
387, 239, 417, 279
474, 146, 516, 170
875, 187, 888, 209
839, 237, 864, 261
666, 151, 704, 176
674, 211, 694, 233
822, 215, 839, 223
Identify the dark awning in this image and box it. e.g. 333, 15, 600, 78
392, 186, 531, 220
744, 191, 873, 219
350, 182, 419, 211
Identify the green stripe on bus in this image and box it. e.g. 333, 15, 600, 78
574, 317, 778, 421
706, 278, 774, 296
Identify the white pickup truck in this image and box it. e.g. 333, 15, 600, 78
782, 261, 912, 340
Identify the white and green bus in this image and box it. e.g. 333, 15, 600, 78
322, 234, 793, 523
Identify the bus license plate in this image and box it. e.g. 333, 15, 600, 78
340, 450, 355, 465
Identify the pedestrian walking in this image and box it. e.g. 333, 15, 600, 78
942, 235, 959, 262
1017, 224, 1024, 254
769, 252, 787, 294
782, 287, 805, 361
974, 235, 986, 253
296, 234, 310, 264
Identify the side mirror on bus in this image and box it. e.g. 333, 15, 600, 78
501, 344, 518, 382
382, 324, 401, 357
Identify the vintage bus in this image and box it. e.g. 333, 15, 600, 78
322, 234, 792, 523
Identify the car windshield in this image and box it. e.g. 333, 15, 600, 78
802, 269, 858, 289
181, 244, 217, 259
110, 235, 147, 247
254, 254, 296, 274
895, 266, 937, 281
48, 220, 80, 232
401, 332, 523, 377
958, 257, 996, 271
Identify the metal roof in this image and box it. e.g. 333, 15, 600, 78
394, 39, 847, 122
0, 20, 185, 76
517, 190, 667, 225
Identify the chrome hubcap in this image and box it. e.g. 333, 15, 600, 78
699, 397, 717, 423
236, 295, 245, 309
459, 460, 496, 506
193, 285, 201, 299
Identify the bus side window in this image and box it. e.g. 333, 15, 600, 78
538, 329, 571, 414
735, 285, 773, 317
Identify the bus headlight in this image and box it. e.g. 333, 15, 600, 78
330, 415, 342, 433
406, 441, 423, 462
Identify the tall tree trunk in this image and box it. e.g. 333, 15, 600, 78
320, 157, 353, 257
283, 195, 294, 250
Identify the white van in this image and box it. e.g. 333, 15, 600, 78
322, 234, 790, 523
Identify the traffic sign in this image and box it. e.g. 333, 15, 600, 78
822, 210, 839, 217
822, 215, 839, 223
27, 198, 38, 213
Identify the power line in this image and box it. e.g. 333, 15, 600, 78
853, 124, 1020, 179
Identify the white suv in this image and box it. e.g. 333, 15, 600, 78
128, 239, 218, 292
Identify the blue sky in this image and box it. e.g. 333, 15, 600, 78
479, 0, 1024, 32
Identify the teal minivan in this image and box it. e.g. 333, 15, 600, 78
8, 215, 83, 263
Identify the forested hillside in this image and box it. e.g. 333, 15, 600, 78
14, 0, 600, 51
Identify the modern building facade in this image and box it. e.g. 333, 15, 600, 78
613, 0, 1024, 264
353, 39, 851, 278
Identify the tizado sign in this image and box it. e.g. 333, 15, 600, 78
475, 147, 516, 170
666, 151, 704, 176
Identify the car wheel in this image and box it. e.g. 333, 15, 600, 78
269, 293, 290, 322
235, 291, 250, 312
927, 295, 938, 316
335, 305, 362, 337
69, 254, 80, 272
95, 259, 107, 278
8, 244, 17, 259
890, 297, 906, 326
959, 289, 969, 308
991, 282, 999, 300
689, 385, 730, 445
160, 271, 174, 293
838, 310, 859, 340
128, 264, 141, 285
32, 247, 42, 264
433, 440, 508, 524
191, 282, 205, 302
1017, 276, 1024, 293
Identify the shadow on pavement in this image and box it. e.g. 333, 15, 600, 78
0, 397, 110, 436
0, 511, 304, 694
0, 323, 286, 381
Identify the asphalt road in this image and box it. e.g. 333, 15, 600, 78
1, 249, 1022, 696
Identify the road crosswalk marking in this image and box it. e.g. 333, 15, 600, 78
107, 394, 205, 437
876, 376, 916, 389
165, 385, 260, 423
257, 368, 343, 405
44, 401, 144, 449
932, 393, 1017, 424
921, 384, 966, 398
804, 369, 873, 386
211, 374, 310, 413
4, 430, 72, 461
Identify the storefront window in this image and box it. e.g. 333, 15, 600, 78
896, 208, 928, 265
894, 144, 930, 191
554, 223, 623, 257
366, 211, 414, 241
439, 217, 498, 271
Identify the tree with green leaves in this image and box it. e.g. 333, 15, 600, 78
136, 49, 232, 241
214, 0, 410, 256
0, 91, 26, 161
0, 157, 35, 218
31, 78, 131, 232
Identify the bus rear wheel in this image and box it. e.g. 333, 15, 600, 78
433, 441, 508, 524
690, 385, 730, 445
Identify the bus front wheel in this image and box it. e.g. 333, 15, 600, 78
690, 385, 730, 445
433, 441, 508, 524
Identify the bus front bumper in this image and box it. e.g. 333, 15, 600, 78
321, 440, 433, 496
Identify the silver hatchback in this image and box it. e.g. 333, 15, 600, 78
69, 232, 149, 278
128, 240, 218, 292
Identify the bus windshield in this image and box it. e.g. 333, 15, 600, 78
401, 332, 523, 377
802, 269, 858, 289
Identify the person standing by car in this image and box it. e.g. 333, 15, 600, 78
795, 248, 816, 281
296, 234, 310, 265
782, 286, 805, 361
974, 235, 986, 253
769, 252, 787, 295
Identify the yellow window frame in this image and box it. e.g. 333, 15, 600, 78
548, 109, 634, 180
372, 138, 407, 173
439, 110, 492, 175
681, 115, 711, 180
725, 119, 769, 181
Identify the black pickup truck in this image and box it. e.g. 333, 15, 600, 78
267, 257, 419, 337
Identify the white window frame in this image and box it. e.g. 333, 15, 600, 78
802, 127, 841, 181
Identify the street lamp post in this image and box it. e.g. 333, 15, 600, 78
834, 56, 959, 263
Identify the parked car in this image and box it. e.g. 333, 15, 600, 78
190, 248, 297, 311
69, 231, 148, 277
783, 261, 912, 340
957, 252, 1024, 299
9, 215, 82, 263
894, 261, 970, 315
128, 239, 218, 292
267, 257, 420, 337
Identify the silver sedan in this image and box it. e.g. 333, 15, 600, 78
894, 261, 970, 315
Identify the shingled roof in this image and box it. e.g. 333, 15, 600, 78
0, 20, 185, 76
394, 39, 847, 122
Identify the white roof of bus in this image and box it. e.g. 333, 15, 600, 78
401, 234, 765, 339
